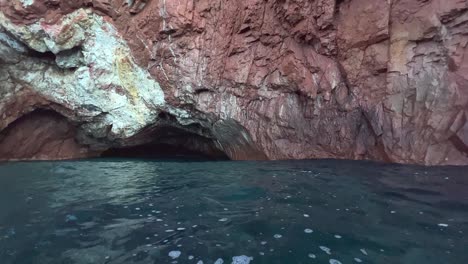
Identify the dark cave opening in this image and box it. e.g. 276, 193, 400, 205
101, 143, 229, 161
100, 126, 230, 161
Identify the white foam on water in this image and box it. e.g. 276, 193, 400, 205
188, 255, 194, 260
303, 214, 310, 217
354, 258, 363, 262
260, 241, 267, 245
360, 249, 368, 255
232, 255, 253, 264
197, 261, 204, 264
165, 229, 175, 232
308, 253, 316, 258
214, 258, 224, 264
334, 235, 342, 239
219, 218, 228, 222
65, 214, 77, 222
259, 252, 265, 256
304, 229, 313, 234
273, 234, 282, 239
438, 223, 449, 227
177, 228, 186, 231
320, 246, 331, 255
168, 251, 181, 259
329, 259, 342, 264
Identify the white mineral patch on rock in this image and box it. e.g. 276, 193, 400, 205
20, 0, 34, 7
0, 29, 27, 53
0, 9, 168, 139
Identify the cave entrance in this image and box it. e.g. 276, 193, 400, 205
101, 143, 229, 161
100, 126, 230, 161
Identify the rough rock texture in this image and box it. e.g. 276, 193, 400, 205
0, 110, 96, 160
0, 0, 467, 165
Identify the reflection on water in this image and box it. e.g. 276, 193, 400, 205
0, 159, 467, 264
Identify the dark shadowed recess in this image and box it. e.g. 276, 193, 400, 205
101, 126, 230, 161
0, 109, 91, 160
0, 109, 229, 161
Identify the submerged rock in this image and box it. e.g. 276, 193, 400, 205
0, 0, 467, 165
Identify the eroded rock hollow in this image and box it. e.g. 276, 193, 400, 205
0, 0, 467, 165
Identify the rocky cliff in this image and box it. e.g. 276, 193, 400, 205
0, 0, 467, 165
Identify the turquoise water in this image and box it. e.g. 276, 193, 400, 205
0, 159, 467, 264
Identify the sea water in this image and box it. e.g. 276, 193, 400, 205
0, 159, 467, 264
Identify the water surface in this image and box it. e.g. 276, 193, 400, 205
0, 159, 467, 264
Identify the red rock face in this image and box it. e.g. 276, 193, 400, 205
0, 110, 95, 160
1, 0, 467, 165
